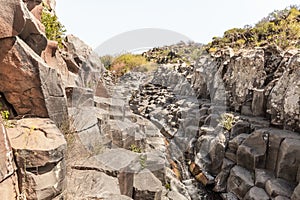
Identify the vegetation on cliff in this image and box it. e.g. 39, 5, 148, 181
41, 2, 66, 47
205, 5, 300, 52
107, 53, 154, 76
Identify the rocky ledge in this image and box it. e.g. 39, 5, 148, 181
0, 0, 299, 200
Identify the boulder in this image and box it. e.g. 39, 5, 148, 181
66, 169, 122, 199
265, 178, 295, 198
244, 186, 270, 200
7, 118, 67, 200
25, 0, 43, 21
276, 138, 300, 182
63, 35, 105, 88
237, 130, 268, 170
227, 165, 254, 199
0, 117, 19, 199
42, 40, 77, 87
133, 168, 163, 200
19, 0, 47, 55
0, 37, 68, 126
0, 0, 26, 39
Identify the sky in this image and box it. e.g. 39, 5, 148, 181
56, 0, 299, 54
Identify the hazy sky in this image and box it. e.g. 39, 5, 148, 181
56, 0, 299, 50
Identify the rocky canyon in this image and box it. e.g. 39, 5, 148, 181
0, 1, 299, 200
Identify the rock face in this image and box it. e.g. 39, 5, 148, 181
0, 117, 19, 199
0, 37, 68, 125
0, 1, 299, 199
7, 118, 67, 200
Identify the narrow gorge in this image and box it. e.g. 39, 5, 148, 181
0, 1, 299, 200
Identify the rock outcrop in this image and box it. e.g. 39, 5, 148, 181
0, 0, 299, 200
0, 117, 19, 200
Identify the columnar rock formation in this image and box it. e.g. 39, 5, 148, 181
0, 0, 299, 200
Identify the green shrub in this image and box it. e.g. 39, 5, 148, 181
41, 3, 66, 48
129, 144, 142, 153
218, 113, 236, 131
110, 54, 147, 76
100, 55, 114, 69
205, 6, 300, 51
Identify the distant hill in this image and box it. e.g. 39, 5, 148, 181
205, 5, 300, 52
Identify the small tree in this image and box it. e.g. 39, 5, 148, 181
41, 3, 66, 48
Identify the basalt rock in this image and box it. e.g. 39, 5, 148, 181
0, 117, 19, 199
7, 118, 67, 200
0, 37, 67, 126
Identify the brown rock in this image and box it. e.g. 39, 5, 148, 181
7, 118, 67, 199
0, 117, 19, 199
0, 37, 67, 125
133, 168, 163, 200
66, 169, 122, 199
195, 171, 214, 186
20, 0, 47, 55
0, 0, 26, 39
0, 175, 20, 200
227, 165, 254, 199
23, 0, 43, 21
42, 40, 77, 87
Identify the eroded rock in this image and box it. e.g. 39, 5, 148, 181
7, 118, 67, 200
227, 165, 254, 199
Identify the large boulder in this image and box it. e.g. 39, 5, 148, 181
20, 0, 47, 55
66, 169, 123, 199
7, 118, 67, 200
0, 37, 68, 126
63, 35, 105, 89
133, 168, 163, 200
42, 41, 77, 87
0, 0, 26, 39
